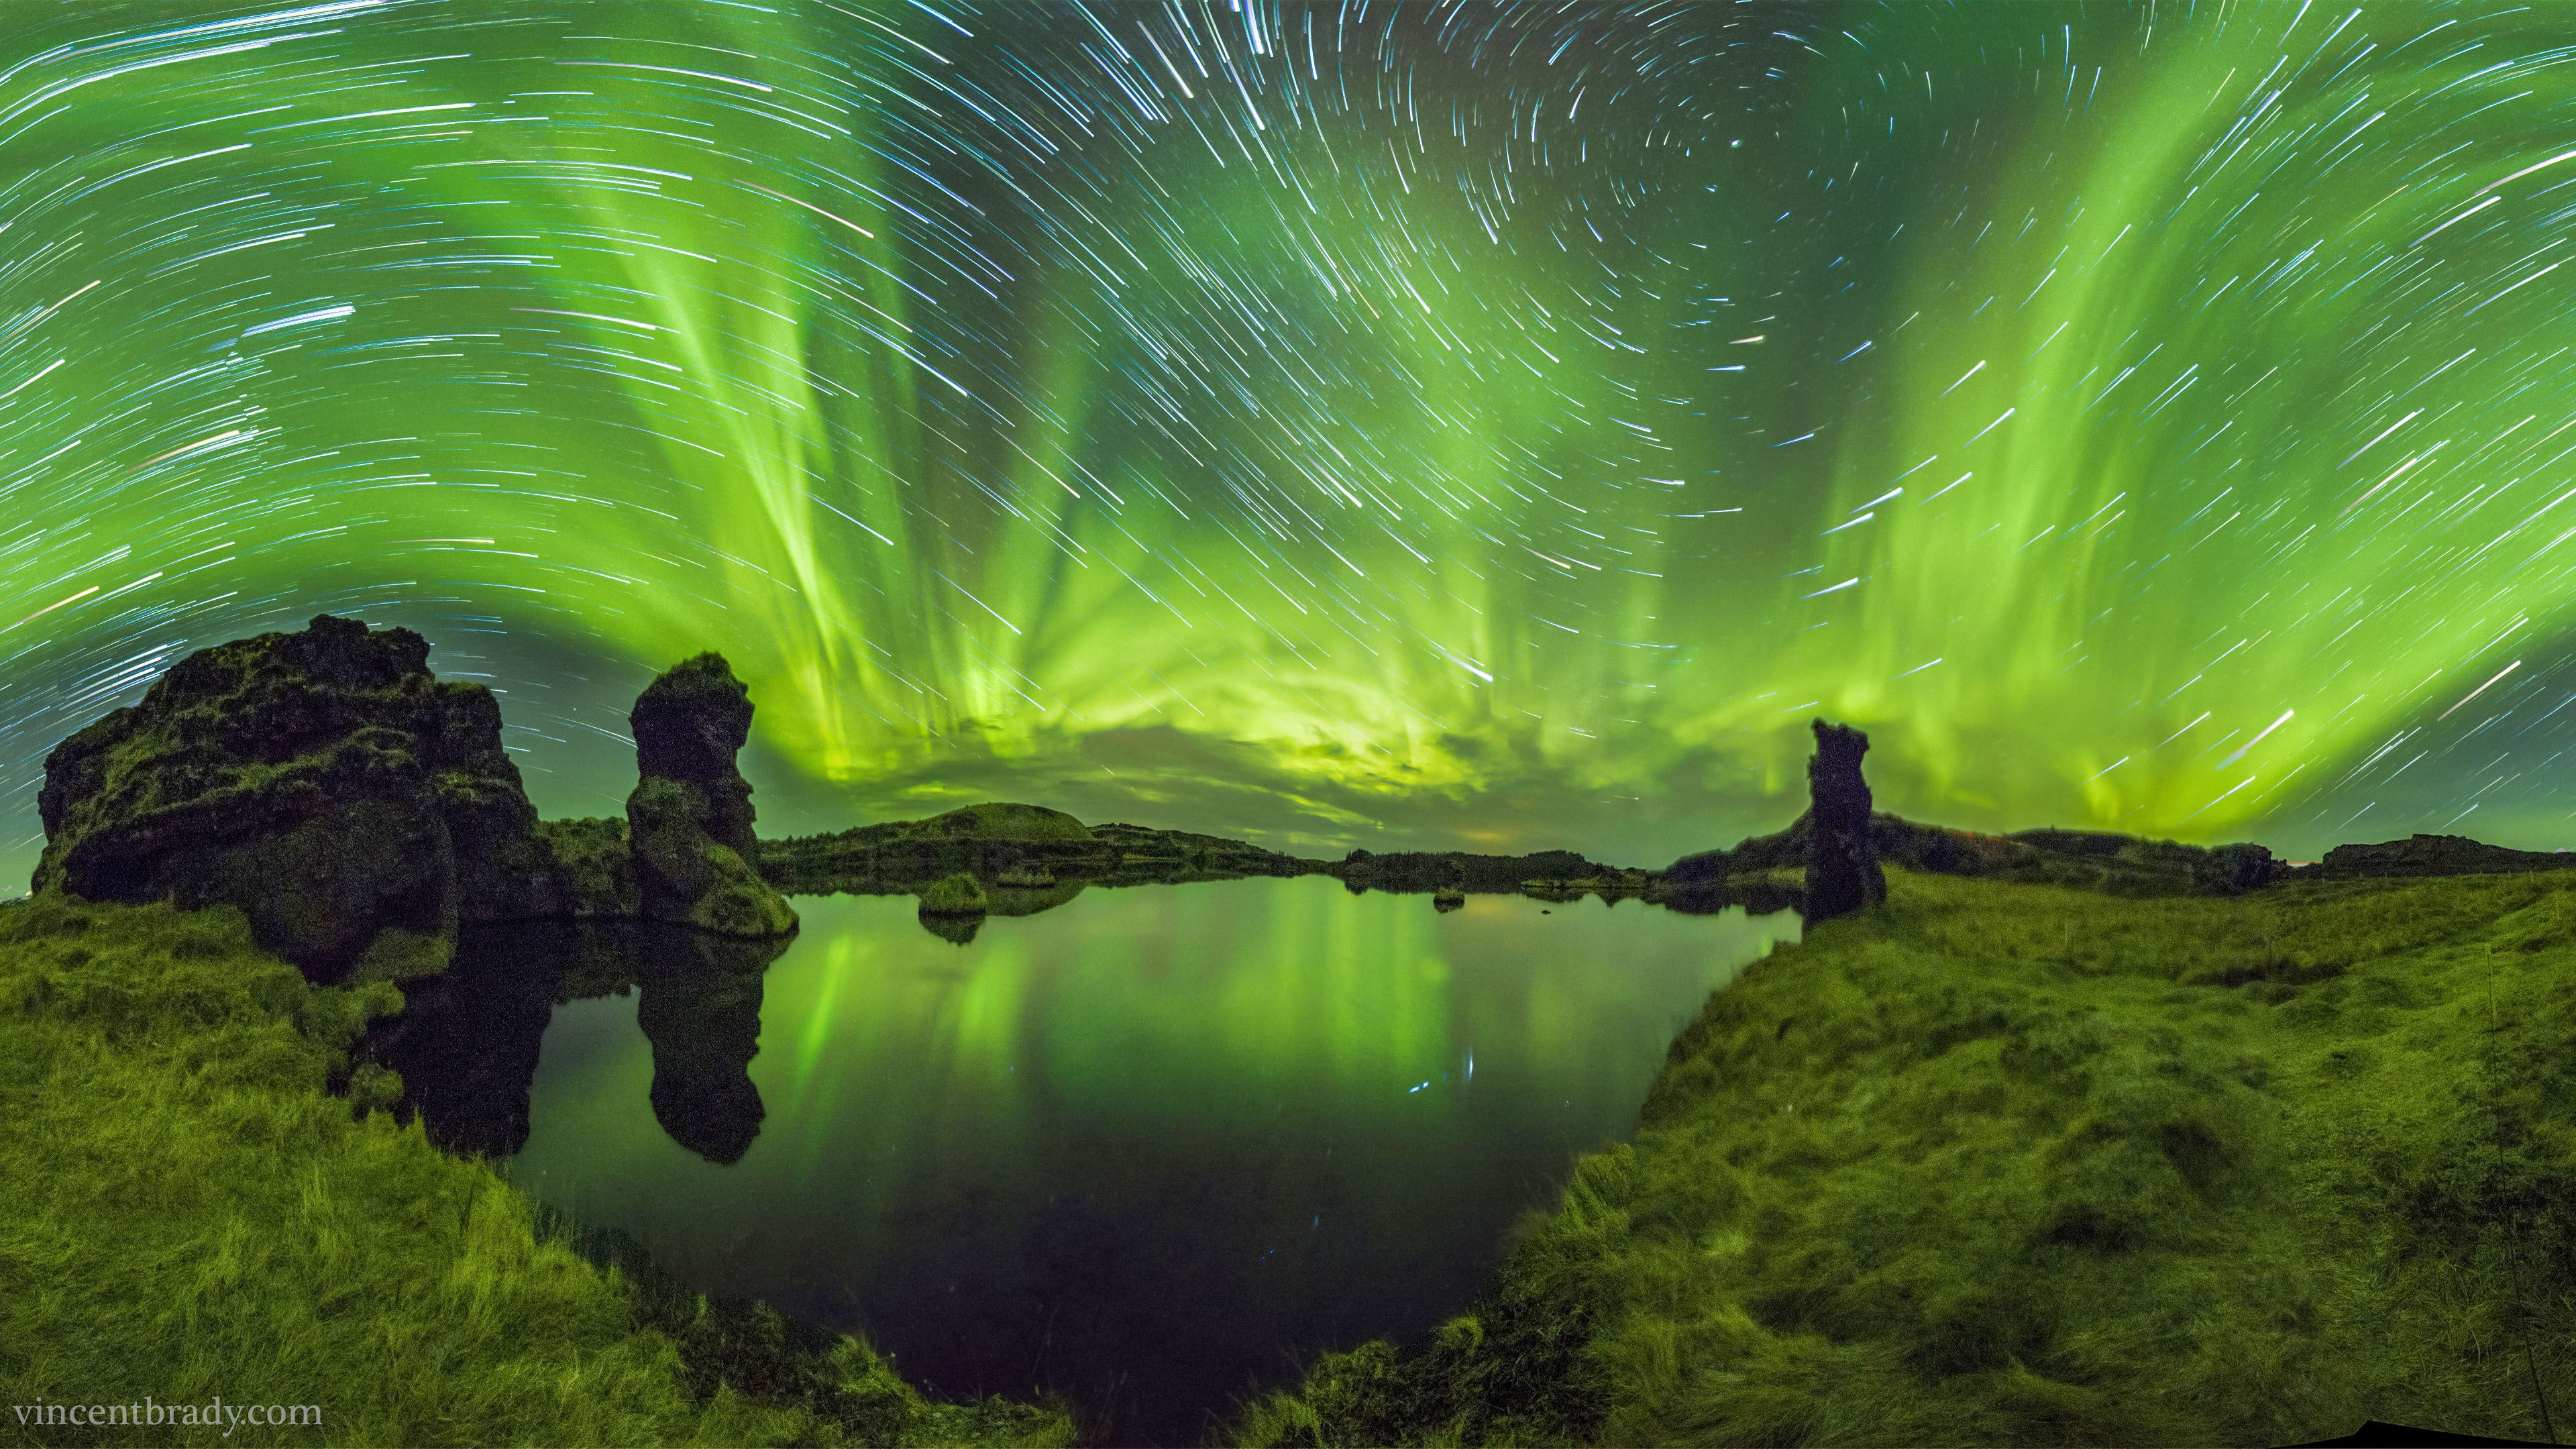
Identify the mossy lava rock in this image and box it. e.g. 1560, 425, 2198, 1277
625, 653, 798, 938
32, 614, 555, 983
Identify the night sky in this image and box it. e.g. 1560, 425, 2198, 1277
7, 0, 2576, 881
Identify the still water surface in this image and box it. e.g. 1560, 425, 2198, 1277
488, 878, 1798, 1443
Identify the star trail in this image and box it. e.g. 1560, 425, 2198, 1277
7, 0, 2576, 873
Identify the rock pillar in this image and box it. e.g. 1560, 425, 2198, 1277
625, 653, 798, 937
1805, 718, 1886, 920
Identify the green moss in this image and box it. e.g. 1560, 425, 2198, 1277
918, 873, 989, 916
347, 926, 452, 986
915, 803, 1093, 843
0, 892, 1067, 1447
626, 779, 798, 938
1240, 867, 2576, 1447
533, 816, 641, 918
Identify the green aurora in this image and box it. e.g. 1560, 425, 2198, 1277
6, 0, 2576, 871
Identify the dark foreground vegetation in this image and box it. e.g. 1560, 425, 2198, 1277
1237, 865, 2576, 1447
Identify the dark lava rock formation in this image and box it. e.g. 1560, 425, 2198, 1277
1804, 719, 1887, 920
625, 653, 798, 938
32, 619, 802, 985
32, 614, 561, 982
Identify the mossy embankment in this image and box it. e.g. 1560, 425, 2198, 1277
1240, 866, 2576, 1447
0, 892, 1072, 1448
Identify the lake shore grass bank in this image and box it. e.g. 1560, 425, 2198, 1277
1239, 866, 2576, 1447
0, 890, 1073, 1448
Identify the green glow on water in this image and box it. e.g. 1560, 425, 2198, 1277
504, 878, 1797, 1439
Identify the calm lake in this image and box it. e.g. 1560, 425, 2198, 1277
402, 877, 1799, 1444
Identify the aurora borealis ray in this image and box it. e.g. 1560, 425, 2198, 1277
12, 1, 2576, 873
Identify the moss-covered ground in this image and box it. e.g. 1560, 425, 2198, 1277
0, 891, 1072, 1448
1239, 866, 2576, 1447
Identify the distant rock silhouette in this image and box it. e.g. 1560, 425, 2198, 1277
1672, 810, 2280, 901
2201, 841, 2280, 892
1805, 719, 1886, 920
2317, 834, 2576, 879
759, 805, 1319, 896
626, 654, 797, 938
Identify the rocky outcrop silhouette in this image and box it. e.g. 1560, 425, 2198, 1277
625, 654, 797, 938
2315, 834, 2576, 879
1670, 811, 2280, 900
1805, 719, 1886, 920
30, 620, 805, 985
31, 614, 560, 982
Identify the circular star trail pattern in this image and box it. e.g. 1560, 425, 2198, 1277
6, 0, 2576, 870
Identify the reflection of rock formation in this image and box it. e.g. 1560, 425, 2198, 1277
986, 878, 1087, 918
917, 912, 985, 946
1804, 719, 1886, 921
370, 920, 787, 1165
367, 924, 571, 1157
627, 655, 799, 938
32, 614, 560, 983
635, 927, 786, 1164
1661, 877, 1801, 918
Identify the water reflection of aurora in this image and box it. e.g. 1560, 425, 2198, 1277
502, 881, 1801, 1444
9, 4, 2576, 869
